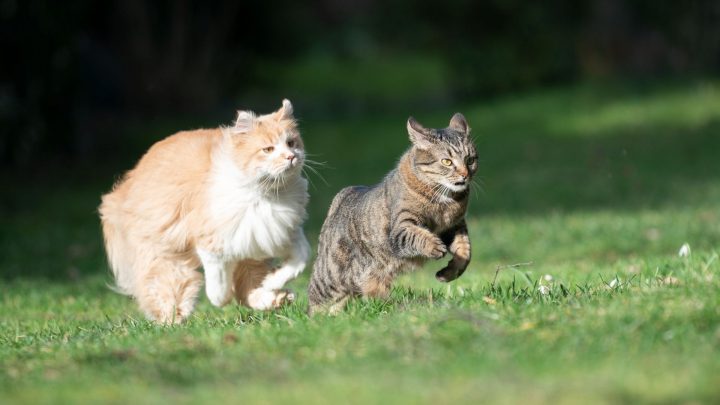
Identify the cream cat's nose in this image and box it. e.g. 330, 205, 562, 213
285, 153, 296, 164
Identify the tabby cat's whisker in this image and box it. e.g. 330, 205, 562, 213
470, 179, 485, 199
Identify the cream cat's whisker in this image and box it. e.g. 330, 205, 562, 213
302, 167, 320, 190
305, 158, 334, 175
304, 158, 328, 167
303, 163, 329, 186
271, 175, 281, 199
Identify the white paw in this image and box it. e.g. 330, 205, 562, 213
206, 282, 232, 307
246, 289, 294, 310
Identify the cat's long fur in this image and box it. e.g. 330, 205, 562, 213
308, 113, 477, 314
100, 100, 309, 323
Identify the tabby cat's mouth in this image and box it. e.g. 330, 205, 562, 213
453, 181, 467, 186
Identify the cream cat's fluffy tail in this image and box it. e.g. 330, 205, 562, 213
99, 194, 135, 295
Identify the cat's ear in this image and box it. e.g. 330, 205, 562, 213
232, 110, 256, 134
407, 117, 435, 149
275, 99, 294, 120
449, 113, 469, 135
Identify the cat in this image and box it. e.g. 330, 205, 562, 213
307, 113, 477, 314
99, 100, 310, 323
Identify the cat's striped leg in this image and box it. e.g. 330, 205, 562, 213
390, 217, 447, 260
308, 295, 350, 316
197, 249, 236, 307
360, 273, 392, 299
307, 268, 353, 316
436, 221, 471, 282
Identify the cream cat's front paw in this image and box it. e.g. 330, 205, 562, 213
246, 288, 295, 310
198, 249, 235, 307
206, 280, 234, 307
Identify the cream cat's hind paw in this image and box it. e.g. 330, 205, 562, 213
246, 288, 295, 310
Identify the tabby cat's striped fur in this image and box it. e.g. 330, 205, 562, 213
308, 113, 477, 314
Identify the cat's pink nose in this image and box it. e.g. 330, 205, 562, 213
286, 153, 296, 162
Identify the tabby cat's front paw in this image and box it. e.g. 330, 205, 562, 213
423, 236, 447, 259
435, 264, 460, 282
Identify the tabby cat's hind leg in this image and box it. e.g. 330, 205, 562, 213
307, 295, 350, 316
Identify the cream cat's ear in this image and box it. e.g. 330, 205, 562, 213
449, 113, 469, 135
275, 99, 294, 120
232, 110, 256, 134
407, 117, 435, 149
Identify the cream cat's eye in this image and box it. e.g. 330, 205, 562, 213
287, 139, 296, 148
441, 158, 453, 166
262, 146, 275, 153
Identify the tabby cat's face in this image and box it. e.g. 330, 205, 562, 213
407, 113, 477, 193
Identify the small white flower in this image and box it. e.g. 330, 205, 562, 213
543, 274, 553, 282
678, 243, 691, 258
538, 285, 550, 295
609, 278, 619, 288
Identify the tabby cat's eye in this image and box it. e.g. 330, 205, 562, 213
466, 157, 476, 165
287, 139, 296, 148
441, 158, 453, 166
262, 146, 275, 153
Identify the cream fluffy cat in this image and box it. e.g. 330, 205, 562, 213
99, 100, 309, 323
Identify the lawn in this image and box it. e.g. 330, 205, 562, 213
2, 80, 720, 404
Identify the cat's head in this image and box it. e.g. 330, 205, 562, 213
223, 99, 305, 182
406, 113, 477, 193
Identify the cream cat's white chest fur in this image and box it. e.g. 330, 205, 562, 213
199, 146, 310, 308
206, 151, 308, 259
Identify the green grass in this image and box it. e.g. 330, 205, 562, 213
2, 80, 720, 404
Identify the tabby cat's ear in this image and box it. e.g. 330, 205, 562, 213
275, 99, 294, 120
449, 113, 469, 135
407, 117, 435, 149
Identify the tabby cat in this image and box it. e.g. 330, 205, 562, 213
307, 113, 477, 314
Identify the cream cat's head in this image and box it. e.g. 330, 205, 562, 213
407, 113, 477, 193
223, 99, 305, 183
